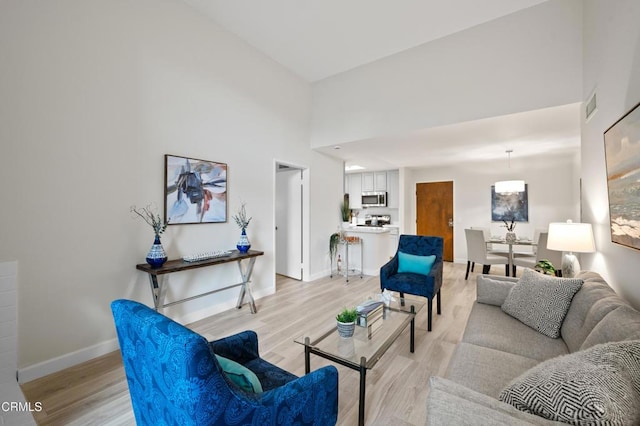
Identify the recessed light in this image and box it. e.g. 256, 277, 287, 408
333, 146, 341, 150
345, 165, 365, 171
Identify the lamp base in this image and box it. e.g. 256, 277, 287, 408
561, 253, 580, 278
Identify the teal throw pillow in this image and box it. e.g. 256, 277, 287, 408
397, 252, 436, 275
215, 355, 263, 393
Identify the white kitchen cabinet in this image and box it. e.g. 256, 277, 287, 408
374, 172, 387, 191
362, 172, 374, 192
362, 171, 387, 192
347, 173, 362, 209
386, 170, 399, 208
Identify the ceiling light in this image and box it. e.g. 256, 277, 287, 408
345, 165, 365, 171
495, 150, 525, 194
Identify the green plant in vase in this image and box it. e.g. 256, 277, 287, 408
340, 199, 350, 223
131, 204, 168, 268
535, 259, 556, 276
336, 307, 358, 338
233, 203, 252, 253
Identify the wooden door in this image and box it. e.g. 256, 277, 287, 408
416, 181, 454, 262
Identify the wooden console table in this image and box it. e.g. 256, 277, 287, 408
136, 250, 264, 314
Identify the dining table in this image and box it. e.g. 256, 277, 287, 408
486, 237, 537, 277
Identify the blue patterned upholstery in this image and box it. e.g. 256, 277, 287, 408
380, 235, 444, 331
111, 299, 339, 425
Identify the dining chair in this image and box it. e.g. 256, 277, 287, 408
464, 229, 510, 280
512, 232, 563, 276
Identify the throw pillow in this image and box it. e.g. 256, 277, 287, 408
397, 252, 436, 275
501, 269, 583, 338
215, 354, 263, 393
476, 275, 516, 307
499, 340, 640, 425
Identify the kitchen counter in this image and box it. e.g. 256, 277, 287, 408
345, 226, 390, 234
343, 227, 393, 275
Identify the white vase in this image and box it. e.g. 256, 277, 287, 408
505, 232, 517, 243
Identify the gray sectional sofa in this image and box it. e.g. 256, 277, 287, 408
426, 270, 640, 425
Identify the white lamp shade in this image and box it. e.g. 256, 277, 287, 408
547, 221, 596, 253
495, 180, 525, 193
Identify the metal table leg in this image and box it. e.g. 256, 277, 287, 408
147, 274, 167, 313
359, 356, 367, 426
236, 257, 258, 313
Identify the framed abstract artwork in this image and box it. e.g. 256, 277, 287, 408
164, 154, 227, 225
491, 184, 529, 222
604, 101, 640, 250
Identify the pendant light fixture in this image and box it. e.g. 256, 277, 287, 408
495, 150, 525, 194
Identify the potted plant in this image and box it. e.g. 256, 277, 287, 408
503, 218, 517, 243
340, 198, 351, 224
131, 204, 168, 268
535, 259, 556, 276
336, 307, 358, 338
233, 203, 252, 253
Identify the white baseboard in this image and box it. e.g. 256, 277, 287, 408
18, 338, 119, 384
17, 289, 277, 384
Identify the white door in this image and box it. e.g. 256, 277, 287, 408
276, 167, 303, 279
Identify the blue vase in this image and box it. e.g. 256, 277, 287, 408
146, 235, 167, 268
237, 228, 251, 253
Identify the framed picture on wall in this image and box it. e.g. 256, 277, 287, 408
491, 184, 529, 222
604, 101, 640, 250
164, 154, 227, 225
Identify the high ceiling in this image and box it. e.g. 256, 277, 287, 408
182, 0, 579, 170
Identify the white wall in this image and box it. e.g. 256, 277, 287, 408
311, 0, 582, 149
404, 152, 580, 263
0, 0, 343, 380
581, 0, 640, 308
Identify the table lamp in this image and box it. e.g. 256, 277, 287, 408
546, 220, 596, 278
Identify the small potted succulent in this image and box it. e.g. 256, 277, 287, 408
336, 307, 358, 338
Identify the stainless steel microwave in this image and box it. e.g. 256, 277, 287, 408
361, 191, 387, 207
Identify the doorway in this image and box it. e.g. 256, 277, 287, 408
416, 181, 454, 262
275, 163, 304, 280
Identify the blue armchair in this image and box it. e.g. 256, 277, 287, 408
111, 299, 338, 426
380, 235, 444, 331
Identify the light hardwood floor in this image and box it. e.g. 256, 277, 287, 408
21, 262, 509, 425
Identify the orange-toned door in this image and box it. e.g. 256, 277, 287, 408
416, 181, 454, 262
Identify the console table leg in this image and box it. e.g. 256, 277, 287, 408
236, 257, 257, 313
147, 275, 167, 313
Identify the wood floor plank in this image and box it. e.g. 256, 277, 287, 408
21, 262, 492, 425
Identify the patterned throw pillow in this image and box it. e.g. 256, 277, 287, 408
499, 340, 640, 425
501, 269, 583, 338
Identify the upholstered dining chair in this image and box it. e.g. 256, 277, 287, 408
512, 232, 564, 276
111, 299, 339, 426
380, 235, 443, 331
464, 228, 510, 280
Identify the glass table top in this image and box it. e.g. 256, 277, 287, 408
294, 297, 424, 370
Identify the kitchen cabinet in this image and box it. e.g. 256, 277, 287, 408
347, 173, 362, 209
386, 170, 399, 208
375, 172, 387, 191
362, 173, 374, 192
362, 171, 387, 192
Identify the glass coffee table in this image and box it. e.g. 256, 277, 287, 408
294, 297, 424, 426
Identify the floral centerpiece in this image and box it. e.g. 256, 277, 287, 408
233, 203, 252, 253
502, 218, 517, 243
131, 204, 168, 268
